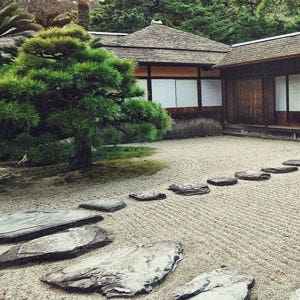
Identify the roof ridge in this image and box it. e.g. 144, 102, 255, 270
232, 31, 300, 47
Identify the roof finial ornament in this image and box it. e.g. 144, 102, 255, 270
151, 20, 163, 25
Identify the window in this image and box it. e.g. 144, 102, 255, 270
151, 79, 198, 108
176, 80, 198, 107
136, 79, 148, 100
275, 76, 286, 111
201, 79, 222, 106
289, 75, 300, 111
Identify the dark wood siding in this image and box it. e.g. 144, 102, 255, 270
225, 77, 264, 124
263, 76, 275, 125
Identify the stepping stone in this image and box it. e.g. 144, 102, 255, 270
207, 177, 238, 186
261, 166, 298, 173
168, 184, 210, 196
173, 268, 254, 300
235, 171, 271, 181
41, 241, 183, 297
79, 198, 126, 212
0, 226, 113, 268
0, 210, 103, 243
129, 191, 166, 201
290, 289, 300, 300
283, 160, 300, 167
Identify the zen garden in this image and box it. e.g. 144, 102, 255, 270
1, 1, 300, 300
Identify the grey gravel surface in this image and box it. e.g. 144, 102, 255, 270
0, 136, 299, 300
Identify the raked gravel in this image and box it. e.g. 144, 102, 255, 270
0, 136, 300, 300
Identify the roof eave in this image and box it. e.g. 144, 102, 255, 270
217, 53, 300, 69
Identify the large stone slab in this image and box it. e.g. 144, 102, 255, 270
0, 226, 113, 268
129, 191, 166, 201
173, 268, 254, 300
235, 171, 271, 181
168, 184, 210, 196
207, 177, 238, 186
41, 241, 183, 297
283, 160, 300, 167
0, 210, 103, 243
261, 166, 298, 173
79, 199, 126, 212
290, 289, 300, 300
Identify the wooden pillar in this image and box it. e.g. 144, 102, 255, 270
147, 65, 152, 101
197, 66, 202, 108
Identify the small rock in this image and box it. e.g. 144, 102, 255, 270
207, 177, 238, 186
79, 199, 126, 212
283, 160, 300, 167
235, 171, 271, 181
129, 191, 166, 201
173, 268, 254, 300
41, 241, 183, 297
0, 226, 113, 268
0, 210, 103, 243
168, 184, 210, 196
290, 289, 300, 300
261, 166, 298, 173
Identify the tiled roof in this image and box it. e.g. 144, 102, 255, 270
96, 24, 230, 65
217, 32, 300, 67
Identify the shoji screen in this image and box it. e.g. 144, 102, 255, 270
289, 75, 300, 111
151, 79, 176, 108
275, 76, 286, 111
176, 80, 198, 107
201, 79, 222, 106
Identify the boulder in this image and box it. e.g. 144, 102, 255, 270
235, 171, 271, 181
0, 210, 103, 243
41, 241, 183, 297
261, 166, 298, 174
283, 160, 300, 167
129, 191, 166, 201
168, 184, 210, 196
0, 226, 113, 268
173, 268, 254, 300
207, 177, 238, 186
290, 289, 300, 300
79, 199, 126, 212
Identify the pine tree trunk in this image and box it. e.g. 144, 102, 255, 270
78, 0, 90, 30
67, 138, 92, 171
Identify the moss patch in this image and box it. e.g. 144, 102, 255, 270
92, 146, 155, 161
0, 158, 167, 190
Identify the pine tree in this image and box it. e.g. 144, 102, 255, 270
0, 26, 171, 170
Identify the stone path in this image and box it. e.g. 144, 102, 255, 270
0, 210, 103, 243
0, 226, 113, 268
42, 241, 183, 297
168, 184, 210, 195
173, 268, 254, 300
79, 199, 126, 212
1, 136, 300, 300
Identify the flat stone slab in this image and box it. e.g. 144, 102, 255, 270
261, 166, 298, 173
168, 184, 210, 196
79, 199, 126, 212
129, 191, 166, 201
173, 268, 254, 300
283, 160, 300, 167
0, 226, 113, 268
290, 289, 300, 300
0, 210, 103, 243
41, 241, 183, 297
235, 171, 271, 181
207, 177, 238, 186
